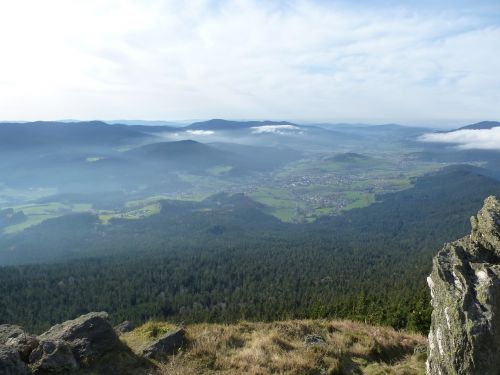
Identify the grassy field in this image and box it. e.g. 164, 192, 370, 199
122, 319, 427, 375
248, 188, 306, 222
3, 202, 93, 234
99, 203, 161, 224
0, 154, 445, 232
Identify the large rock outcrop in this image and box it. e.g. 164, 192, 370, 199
34, 311, 119, 366
427, 196, 500, 374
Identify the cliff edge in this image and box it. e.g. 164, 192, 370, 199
427, 196, 500, 374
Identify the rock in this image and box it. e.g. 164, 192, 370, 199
0, 325, 26, 345
0, 345, 30, 375
427, 196, 500, 374
1, 324, 38, 362
141, 328, 185, 360
304, 334, 326, 346
114, 321, 134, 335
29, 340, 78, 374
5, 335, 39, 362
37, 312, 119, 366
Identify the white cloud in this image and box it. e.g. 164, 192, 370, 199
420, 128, 500, 150
186, 130, 215, 135
251, 125, 304, 135
0, 0, 499, 124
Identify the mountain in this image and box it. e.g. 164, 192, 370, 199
186, 119, 296, 131
0, 121, 153, 150
2, 165, 500, 338
455, 120, 500, 130
127, 139, 229, 161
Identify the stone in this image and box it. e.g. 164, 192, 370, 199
5, 335, 39, 362
141, 328, 185, 360
29, 340, 78, 374
37, 312, 119, 366
114, 321, 134, 335
427, 196, 500, 374
304, 334, 326, 346
1, 324, 38, 362
0, 345, 30, 375
0, 325, 26, 345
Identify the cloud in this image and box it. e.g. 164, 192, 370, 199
251, 125, 304, 135
186, 130, 215, 136
0, 0, 499, 124
419, 127, 500, 150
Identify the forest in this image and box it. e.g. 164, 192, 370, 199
1, 165, 499, 334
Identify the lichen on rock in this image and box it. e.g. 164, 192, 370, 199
427, 196, 500, 374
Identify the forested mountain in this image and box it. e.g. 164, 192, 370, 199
455, 121, 500, 130
1, 165, 499, 334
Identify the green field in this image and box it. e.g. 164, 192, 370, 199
0, 152, 446, 233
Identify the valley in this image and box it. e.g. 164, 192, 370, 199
1, 119, 500, 341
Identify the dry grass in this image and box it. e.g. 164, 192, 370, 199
124, 319, 427, 375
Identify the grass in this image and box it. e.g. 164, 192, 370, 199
137, 319, 427, 375
208, 165, 234, 176
249, 188, 305, 222
99, 203, 161, 224
122, 321, 178, 352
3, 202, 93, 234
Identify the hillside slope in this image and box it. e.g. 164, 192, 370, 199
124, 319, 426, 375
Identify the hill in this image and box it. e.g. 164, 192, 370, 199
455, 120, 500, 130
0, 121, 152, 150
126, 140, 232, 167
2, 165, 500, 336
187, 119, 296, 131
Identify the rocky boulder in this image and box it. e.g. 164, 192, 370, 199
0, 325, 26, 345
0, 345, 30, 375
29, 340, 78, 374
33, 311, 119, 367
141, 328, 185, 360
1, 324, 38, 363
427, 196, 500, 374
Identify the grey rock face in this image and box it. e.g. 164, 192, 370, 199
1, 324, 38, 363
141, 328, 185, 360
29, 340, 78, 374
37, 311, 119, 366
0, 325, 25, 345
5, 335, 39, 363
427, 196, 500, 374
0, 345, 30, 375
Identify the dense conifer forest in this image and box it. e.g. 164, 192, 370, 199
1, 166, 499, 334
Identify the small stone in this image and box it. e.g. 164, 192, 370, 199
114, 321, 134, 335
304, 334, 326, 346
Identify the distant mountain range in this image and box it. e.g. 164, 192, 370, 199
455, 121, 500, 130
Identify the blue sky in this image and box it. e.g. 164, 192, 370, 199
0, 0, 499, 127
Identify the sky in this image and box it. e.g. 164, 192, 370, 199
0, 0, 499, 127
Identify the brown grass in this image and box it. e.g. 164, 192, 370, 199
123, 319, 427, 375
